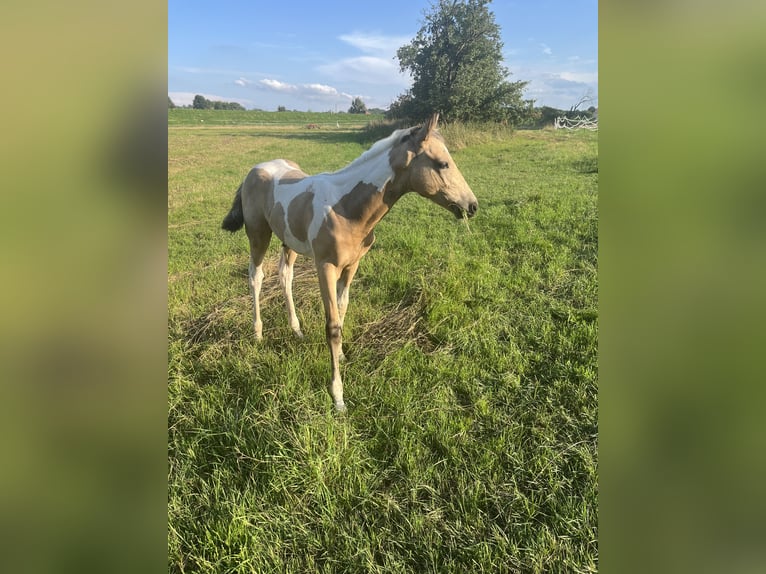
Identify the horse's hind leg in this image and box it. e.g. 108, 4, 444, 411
279, 245, 304, 338
246, 221, 272, 340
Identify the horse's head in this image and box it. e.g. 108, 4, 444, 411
390, 113, 478, 219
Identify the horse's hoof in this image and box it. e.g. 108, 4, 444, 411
334, 401, 347, 413
293, 330, 304, 339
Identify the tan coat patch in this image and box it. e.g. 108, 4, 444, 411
311, 182, 394, 267
280, 169, 307, 185
287, 191, 314, 243
269, 202, 286, 240
333, 182, 381, 222
241, 167, 275, 231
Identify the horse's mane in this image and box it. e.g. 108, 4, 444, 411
325, 128, 411, 176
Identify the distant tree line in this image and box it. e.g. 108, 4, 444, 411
167, 95, 245, 110
192, 95, 245, 110
167, 87, 595, 129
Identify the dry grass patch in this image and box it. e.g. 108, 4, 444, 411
353, 288, 435, 360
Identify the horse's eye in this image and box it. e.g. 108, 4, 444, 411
436, 161, 449, 170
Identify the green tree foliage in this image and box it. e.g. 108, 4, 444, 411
348, 97, 368, 114
394, 0, 532, 124
192, 94, 245, 110
192, 95, 211, 109
213, 100, 245, 110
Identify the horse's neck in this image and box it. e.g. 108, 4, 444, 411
329, 129, 406, 188
324, 131, 410, 233
329, 176, 408, 237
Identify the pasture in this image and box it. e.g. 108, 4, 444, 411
168, 113, 598, 573
168, 108, 385, 127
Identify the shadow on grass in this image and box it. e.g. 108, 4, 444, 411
573, 155, 598, 173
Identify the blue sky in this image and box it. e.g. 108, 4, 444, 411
168, 0, 597, 112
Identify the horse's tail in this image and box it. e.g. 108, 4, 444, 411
222, 184, 244, 232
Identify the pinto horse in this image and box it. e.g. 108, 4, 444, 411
222, 113, 477, 411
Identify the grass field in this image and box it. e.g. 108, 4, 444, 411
168, 108, 386, 127
168, 114, 598, 573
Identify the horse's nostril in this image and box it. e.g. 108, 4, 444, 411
468, 202, 478, 216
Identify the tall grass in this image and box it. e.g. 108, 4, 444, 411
168, 120, 598, 573
439, 121, 517, 149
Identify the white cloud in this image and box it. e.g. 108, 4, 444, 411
559, 71, 598, 84
259, 78, 297, 92
304, 83, 340, 96
318, 56, 409, 87
339, 32, 411, 55
171, 32, 414, 111
257, 79, 358, 102
314, 32, 412, 90
507, 65, 598, 109
540, 43, 553, 55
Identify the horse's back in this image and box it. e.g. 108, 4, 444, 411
253, 159, 306, 182
241, 159, 306, 213
244, 159, 306, 193
240, 159, 317, 254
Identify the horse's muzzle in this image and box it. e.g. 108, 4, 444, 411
452, 201, 478, 219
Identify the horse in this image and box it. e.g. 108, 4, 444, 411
221, 113, 477, 411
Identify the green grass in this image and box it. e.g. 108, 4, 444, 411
168, 119, 598, 573
168, 109, 385, 127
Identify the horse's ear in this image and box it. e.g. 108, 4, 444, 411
425, 113, 439, 136
416, 113, 440, 144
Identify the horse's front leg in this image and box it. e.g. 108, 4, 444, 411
336, 259, 361, 362
317, 262, 346, 412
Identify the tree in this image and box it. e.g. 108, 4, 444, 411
395, 0, 531, 124
348, 97, 367, 114
192, 95, 245, 110
213, 100, 245, 110
192, 94, 212, 109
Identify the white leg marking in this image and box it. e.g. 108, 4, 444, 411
337, 282, 350, 328
318, 263, 346, 411
249, 260, 265, 340
336, 281, 349, 363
